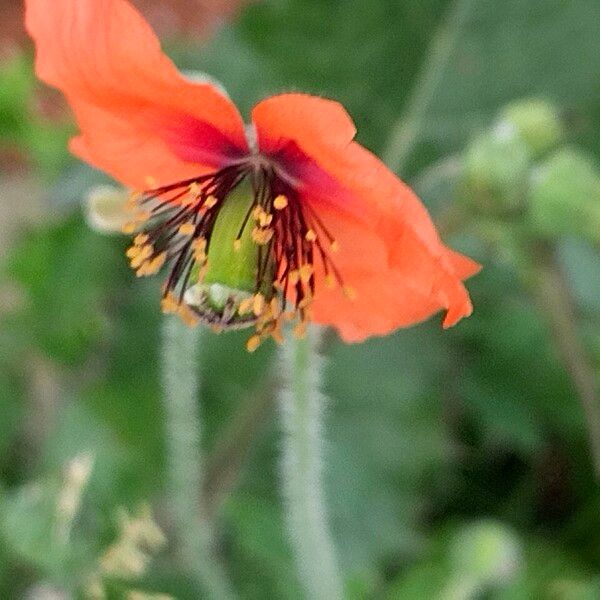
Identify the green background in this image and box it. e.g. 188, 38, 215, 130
1, 0, 600, 597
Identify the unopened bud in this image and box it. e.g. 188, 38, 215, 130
85, 185, 130, 233
450, 521, 521, 586
528, 148, 600, 242
462, 128, 531, 216
499, 99, 562, 157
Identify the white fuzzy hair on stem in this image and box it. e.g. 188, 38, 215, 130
278, 326, 344, 600
161, 316, 235, 600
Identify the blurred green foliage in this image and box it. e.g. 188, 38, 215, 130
1, 0, 600, 598
0, 53, 72, 177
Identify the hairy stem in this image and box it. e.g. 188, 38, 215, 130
278, 327, 344, 600
161, 317, 235, 599
528, 242, 600, 480
382, 0, 476, 174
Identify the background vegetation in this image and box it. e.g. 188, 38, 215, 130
1, 0, 600, 597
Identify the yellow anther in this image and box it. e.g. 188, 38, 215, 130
300, 264, 314, 283
233, 239, 242, 252
181, 195, 196, 206
305, 229, 317, 242
330, 240, 340, 253
251, 227, 274, 245
189, 182, 200, 196
145, 176, 157, 188
253, 293, 265, 317
325, 274, 336, 289
178, 222, 195, 236
343, 286, 357, 300
298, 296, 313, 310
146, 252, 166, 275
270, 297, 281, 319
122, 222, 137, 234
134, 210, 151, 222
192, 237, 207, 251
178, 304, 200, 328
259, 212, 273, 227
293, 322, 307, 339
238, 297, 254, 315
273, 195, 288, 210
204, 195, 218, 208
271, 321, 284, 345
126, 246, 141, 259
130, 245, 153, 269
134, 233, 149, 246
246, 335, 261, 353
161, 293, 180, 314
126, 192, 142, 210
289, 270, 300, 285
192, 238, 207, 262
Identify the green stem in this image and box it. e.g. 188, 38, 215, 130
382, 0, 476, 174
161, 317, 235, 599
525, 242, 600, 481
278, 327, 344, 600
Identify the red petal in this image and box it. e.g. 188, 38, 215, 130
252, 93, 356, 161
253, 94, 479, 340
25, 0, 248, 188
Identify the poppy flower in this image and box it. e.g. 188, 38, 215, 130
25, 0, 479, 349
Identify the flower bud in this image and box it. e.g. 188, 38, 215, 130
450, 521, 521, 586
499, 99, 562, 157
528, 148, 600, 242
461, 127, 532, 216
85, 184, 131, 233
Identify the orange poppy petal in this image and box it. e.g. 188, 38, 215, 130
25, 0, 248, 188
253, 95, 479, 340
304, 195, 476, 342
252, 93, 357, 162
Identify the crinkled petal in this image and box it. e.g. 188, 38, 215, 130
25, 0, 248, 188
253, 94, 479, 340
252, 93, 356, 162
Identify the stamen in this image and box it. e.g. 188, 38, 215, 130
246, 335, 261, 353
253, 293, 265, 317
178, 222, 196, 236
251, 227, 274, 245
273, 195, 288, 210
134, 233, 149, 246
299, 264, 313, 283
125, 160, 350, 348
204, 195, 218, 209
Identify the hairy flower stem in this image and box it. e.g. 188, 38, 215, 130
383, 0, 476, 174
278, 327, 344, 600
526, 242, 600, 480
161, 317, 235, 599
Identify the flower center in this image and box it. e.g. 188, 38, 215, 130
124, 160, 345, 351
